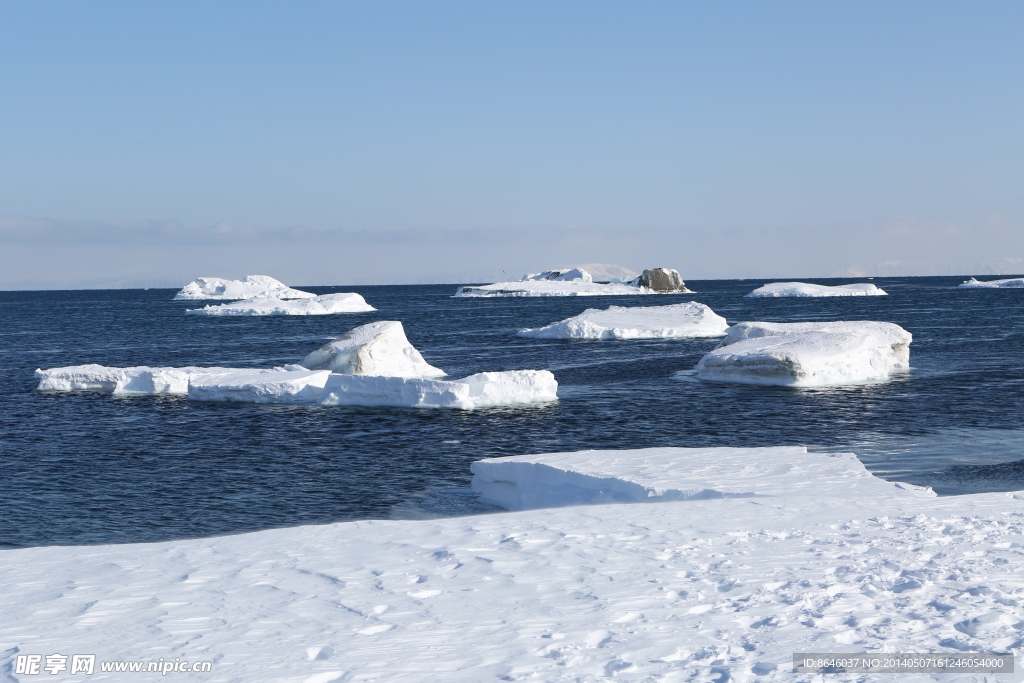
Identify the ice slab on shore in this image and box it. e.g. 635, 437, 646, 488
746, 281, 887, 297
7, 448, 1024, 682
188, 369, 332, 404
517, 302, 728, 339
185, 293, 375, 316
455, 281, 653, 297
696, 321, 912, 387
300, 321, 446, 378
174, 275, 315, 300
318, 370, 557, 409
34, 364, 295, 395
471, 446, 933, 511
959, 277, 1024, 288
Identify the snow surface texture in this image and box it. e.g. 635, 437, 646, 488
300, 321, 446, 378
517, 302, 728, 340
173, 275, 315, 300
470, 446, 934, 511
4, 446, 1024, 682
959, 277, 1024, 289
318, 370, 558, 409
746, 282, 888, 297
185, 293, 375, 316
188, 369, 332, 404
33, 364, 303, 395
696, 321, 912, 387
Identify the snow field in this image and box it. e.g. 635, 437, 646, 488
746, 282, 888, 297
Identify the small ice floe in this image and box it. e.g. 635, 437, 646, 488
517, 302, 728, 340
299, 321, 446, 378
317, 370, 557, 409
470, 446, 934, 511
958, 277, 1024, 289
34, 364, 304, 395
745, 282, 887, 297
695, 321, 912, 387
185, 293, 375, 316
174, 275, 315, 300
455, 267, 689, 297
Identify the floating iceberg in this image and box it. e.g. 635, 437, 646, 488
300, 321, 446, 378
746, 281, 887, 297
455, 280, 653, 297
517, 302, 728, 339
174, 275, 315, 300
188, 368, 332, 404
471, 446, 934, 511
695, 320, 912, 387
958, 277, 1024, 288
185, 293, 375, 316
34, 364, 295, 395
318, 370, 558, 409
522, 267, 593, 282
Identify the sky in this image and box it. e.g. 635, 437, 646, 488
1, 1, 1022, 288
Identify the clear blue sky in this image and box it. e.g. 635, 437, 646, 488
1, 1, 1022, 287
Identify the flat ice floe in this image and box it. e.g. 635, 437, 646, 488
300, 321, 446, 378
34, 364, 300, 395
318, 370, 558, 409
959, 277, 1024, 288
517, 302, 728, 339
185, 293, 375, 316
5, 446, 1024, 682
174, 275, 315, 300
696, 321, 912, 387
455, 280, 653, 297
746, 281, 887, 297
188, 369, 333, 404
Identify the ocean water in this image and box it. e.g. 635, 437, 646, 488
1, 276, 1022, 549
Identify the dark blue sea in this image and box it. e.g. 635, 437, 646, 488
2, 276, 1023, 549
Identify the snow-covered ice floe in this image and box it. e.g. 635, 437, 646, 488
185, 293, 375, 316
174, 274, 315, 300
958, 277, 1024, 288
34, 364, 303, 395
471, 446, 934, 511
318, 370, 557, 409
456, 267, 691, 297
300, 321, 446, 378
696, 320, 912, 387
746, 281, 887, 297
6, 446, 1024, 682
517, 302, 728, 340
188, 369, 333, 404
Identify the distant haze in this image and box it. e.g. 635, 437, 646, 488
0, 2, 1021, 289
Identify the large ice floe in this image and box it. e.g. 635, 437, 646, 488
185, 293, 375, 316
174, 275, 315, 300
6, 445, 1024, 682
958, 277, 1024, 288
746, 281, 887, 297
517, 302, 728, 340
695, 320, 912, 387
455, 267, 653, 297
35, 322, 556, 409
299, 321, 446, 378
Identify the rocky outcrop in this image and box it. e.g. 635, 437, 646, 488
635, 268, 690, 293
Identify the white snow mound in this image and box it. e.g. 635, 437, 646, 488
34, 364, 300, 395
746, 281, 887, 297
174, 275, 315, 300
695, 320, 912, 387
300, 321, 446, 378
188, 369, 332, 404
185, 293, 375, 316
958, 277, 1024, 288
517, 302, 728, 340
319, 370, 558, 410
471, 446, 934, 511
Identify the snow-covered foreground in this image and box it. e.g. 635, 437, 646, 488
185, 293, 375, 316
696, 321, 912, 387
746, 282, 887, 297
3, 446, 1023, 683
517, 302, 728, 340
958, 277, 1024, 289
174, 275, 315, 300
